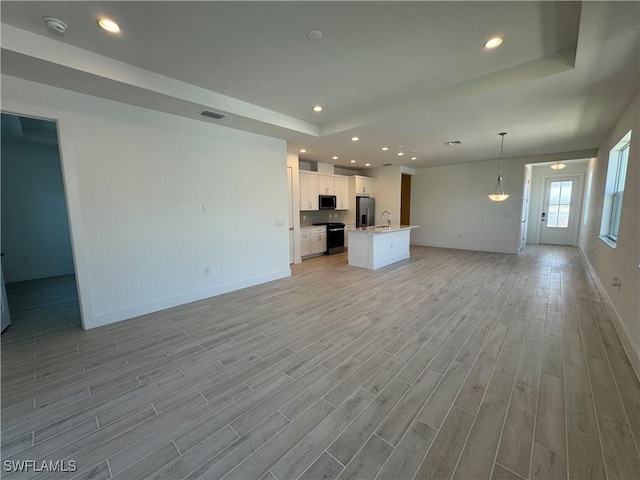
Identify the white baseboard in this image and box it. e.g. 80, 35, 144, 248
579, 247, 640, 380
88, 269, 291, 329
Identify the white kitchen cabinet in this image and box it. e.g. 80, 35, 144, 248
354, 175, 373, 196
318, 175, 335, 195
300, 172, 319, 211
299, 228, 311, 257
310, 226, 327, 255
335, 176, 349, 210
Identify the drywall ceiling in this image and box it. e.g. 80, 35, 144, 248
1, 1, 638, 169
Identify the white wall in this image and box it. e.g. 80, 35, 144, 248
411, 158, 526, 254
369, 166, 415, 227
526, 160, 589, 245
1, 141, 75, 282
579, 93, 640, 376
2, 75, 291, 329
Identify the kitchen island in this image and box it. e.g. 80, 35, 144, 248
348, 225, 419, 270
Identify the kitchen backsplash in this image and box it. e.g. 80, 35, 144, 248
300, 210, 347, 227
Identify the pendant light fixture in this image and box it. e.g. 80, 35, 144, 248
488, 132, 509, 202
550, 161, 567, 170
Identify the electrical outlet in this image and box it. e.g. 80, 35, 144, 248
199, 204, 205, 212
179, 204, 186, 213
204, 266, 210, 275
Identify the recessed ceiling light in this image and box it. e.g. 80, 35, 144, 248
350, 160, 356, 164
351, 137, 359, 142
445, 140, 464, 146
365, 163, 371, 167
98, 17, 120, 33
306, 30, 323, 41
484, 36, 503, 49
299, 149, 307, 153
396, 145, 404, 148
312, 105, 323, 112
332, 156, 338, 160
381, 147, 389, 151
411, 156, 417, 160
397, 152, 404, 156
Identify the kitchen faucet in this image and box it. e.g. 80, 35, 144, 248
381, 210, 391, 227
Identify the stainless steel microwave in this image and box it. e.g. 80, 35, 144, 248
319, 195, 337, 210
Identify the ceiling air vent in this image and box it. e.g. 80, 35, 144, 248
382, 163, 393, 166
200, 110, 227, 120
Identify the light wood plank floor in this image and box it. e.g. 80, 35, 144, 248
1, 246, 639, 480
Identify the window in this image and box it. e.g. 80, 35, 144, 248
600, 131, 631, 247
583, 169, 593, 227
547, 180, 573, 228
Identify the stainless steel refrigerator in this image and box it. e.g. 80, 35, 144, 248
356, 196, 375, 227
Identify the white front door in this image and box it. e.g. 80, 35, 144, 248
1, 265, 11, 333
539, 175, 583, 245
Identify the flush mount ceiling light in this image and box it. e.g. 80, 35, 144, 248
365, 163, 371, 167
43, 17, 67, 34
312, 105, 323, 112
332, 156, 338, 160
306, 30, 323, 41
381, 147, 389, 151
488, 132, 509, 202
397, 152, 404, 156
551, 161, 567, 170
351, 136, 359, 142
350, 160, 356, 164
411, 156, 417, 160
98, 17, 120, 33
299, 149, 307, 153
484, 36, 503, 49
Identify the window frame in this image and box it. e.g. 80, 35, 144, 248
599, 132, 631, 248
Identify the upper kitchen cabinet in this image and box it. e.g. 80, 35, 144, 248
335, 176, 349, 210
300, 171, 319, 210
351, 175, 374, 196
318, 175, 335, 196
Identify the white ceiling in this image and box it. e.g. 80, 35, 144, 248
1, 1, 638, 169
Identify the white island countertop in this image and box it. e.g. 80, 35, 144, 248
348, 225, 419, 269
352, 224, 419, 233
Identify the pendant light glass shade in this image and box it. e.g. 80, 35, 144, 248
488, 132, 509, 202
550, 161, 567, 170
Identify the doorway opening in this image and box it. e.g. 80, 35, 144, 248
1, 112, 81, 334
401, 173, 412, 225
524, 160, 589, 248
